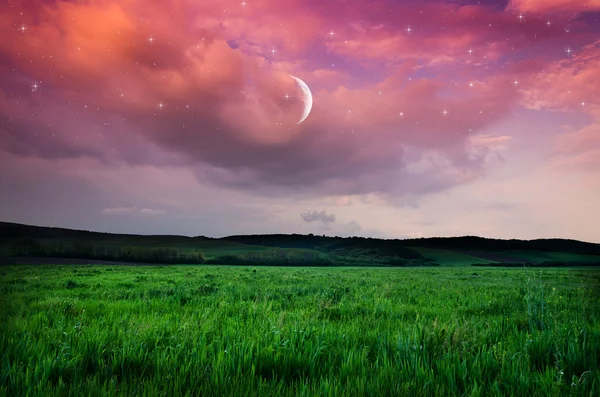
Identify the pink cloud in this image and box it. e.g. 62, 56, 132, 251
0, 0, 597, 204
467, 135, 512, 162
519, 40, 600, 174
508, 0, 600, 14
521, 40, 600, 112
552, 123, 600, 171
322, 2, 581, 68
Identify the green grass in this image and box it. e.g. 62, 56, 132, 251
117, 239, 276, 259
1, 265, 599, 396
478, 250, 600, 264
408, 247, 498, 266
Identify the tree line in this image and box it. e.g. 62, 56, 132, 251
9, 239, 205, 264
9, 239, 439, 266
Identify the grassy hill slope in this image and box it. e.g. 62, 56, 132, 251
2, 222, 600, 266
0, 222, 273, 259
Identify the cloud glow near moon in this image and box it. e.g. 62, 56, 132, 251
291, 76, 313, 124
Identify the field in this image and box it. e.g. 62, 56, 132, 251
1, 265, 599, 396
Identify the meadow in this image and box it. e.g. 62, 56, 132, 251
1, 265, 599, 396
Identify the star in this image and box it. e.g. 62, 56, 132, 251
19, 24, 26, 33
158, 102, 165, 109
468, 48, 473, 54
406, 26, 412, 34
31, 82, 39, 92
565, 47, 572, 56
148, 37, 154, 43
241, 1, 247, 6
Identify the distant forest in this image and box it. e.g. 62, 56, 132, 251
1, 222, 600, 266
8, 239, 205, 264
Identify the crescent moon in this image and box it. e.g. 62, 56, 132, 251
290, 75, 313, 124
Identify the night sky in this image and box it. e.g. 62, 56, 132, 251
1, 0, 599, 241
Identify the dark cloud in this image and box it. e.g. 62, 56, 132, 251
301, 210, 336, 224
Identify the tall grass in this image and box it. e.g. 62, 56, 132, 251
1, 265, 599, 396
525, 268, 546, 332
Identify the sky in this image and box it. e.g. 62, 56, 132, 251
1, 0, 599, 241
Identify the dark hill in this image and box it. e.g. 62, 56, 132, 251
2, 221, 600, 266
0, 221, 190, 240
221, 234, 422, 258
223, 233, 600, 257
403, 236, 600, 256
